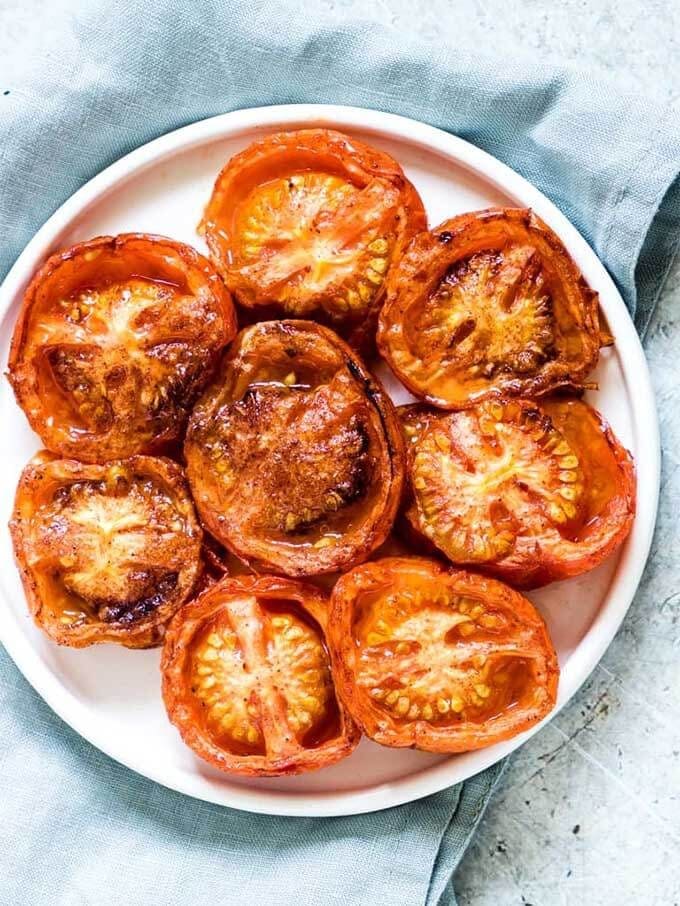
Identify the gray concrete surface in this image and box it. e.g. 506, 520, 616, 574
2, 1, 679, 903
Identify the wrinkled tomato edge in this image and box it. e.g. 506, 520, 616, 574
377, 208, 603, 409
201, 128, 426, 351
9, 453, 204, 649
185, 320, 406, 578
399, 400, 636, 590
328, 557, 559, 753
7, 233, 237, 462
498, 399, 636, 588
161, 574, 361, 776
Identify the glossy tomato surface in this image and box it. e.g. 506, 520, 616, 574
401, 397, 635, 587
201, 128, 426, 349
328, 557, 558, 752
378, 208, 605, 408
162, 575, 360, 776
8, 234, 237, 461
185, 320, 405, 576
10, 454, 203, 648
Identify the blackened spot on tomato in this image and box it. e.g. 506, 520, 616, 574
345, 355, 400, 462
284, 346, 298, 358
46, 345, 94, 391
448, 317, 476, 347
52, 480, 101, 508
438, 231, 454, 244
105, 365, 127, 390
345, 357, 364, 383
97, 571, 178, 624
346, 356, 379, 403
333, 416, 371, 505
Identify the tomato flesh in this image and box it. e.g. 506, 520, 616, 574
185, 321, 405, 576
408, 246, 554, 387
232, 172, 394, 318
354, 589, 532, 726
10, 455, 203, 647
328, 557, 559, 752
190, 599, 337, 755
8, 234, 236, 461
402, 398, 635, 587
378, 208, 603, 408
162, 576, 359, 776
202, 129, 426, 347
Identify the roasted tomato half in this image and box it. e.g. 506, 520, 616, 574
201, 128, 426, 348
378, 208, 606, 408
401, 397, 636, 587
8, 234, 237, 461
328, 557, 558, 752
162, 575, 360, 776
185, 320, 405, 576
10, 454, 203, 648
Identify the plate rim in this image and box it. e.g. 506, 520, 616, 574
0, 103, 660, 817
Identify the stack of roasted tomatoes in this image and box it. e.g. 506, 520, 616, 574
8, 129, 635, 777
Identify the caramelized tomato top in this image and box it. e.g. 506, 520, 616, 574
185, 320, 405, 576
201, 129, 426, 348
8, 234, 237, 461
378, 209, 604, 408
328, 557, 558, 752
402, 397, 635, 587
10, 454, 202, 648
161, 575, 359, 776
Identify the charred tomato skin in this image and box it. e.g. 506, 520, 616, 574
10, 453, 203, 648
185, 320, 405, 577
161, 574, 360, 776
401, 397, 636, 588
328, 557, 559, 752
8, 233, 237, 462
201, 128, 426, 350
377, 208, 605, 409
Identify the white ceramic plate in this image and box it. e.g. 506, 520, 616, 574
0, 104, 660, 817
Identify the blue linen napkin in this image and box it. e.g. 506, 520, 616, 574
0, 2, 678, 904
